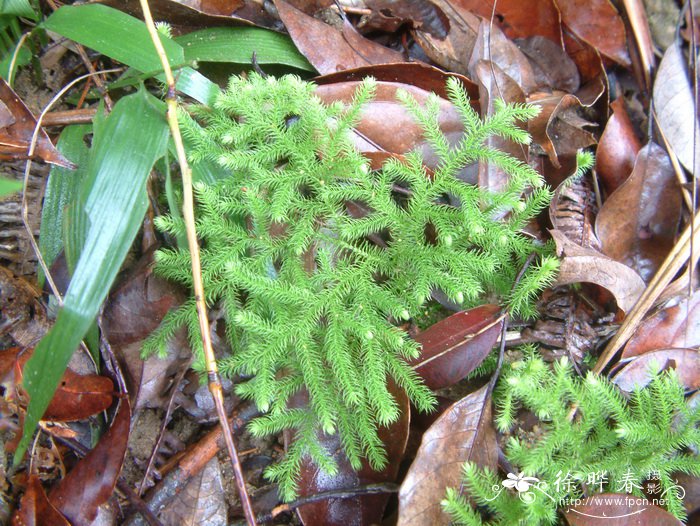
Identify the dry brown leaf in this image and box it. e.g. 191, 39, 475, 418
556, 0, 631, 67
11, 476, 70, 526
363, 0, 450, 38
398, 385, 497, 526
515, 36, 581, 93
595, 97, 642, 194
275, 0, 404, 74
595, 142, 681, 283
551, 229, 645, 314
622, 291, 700, 360
0, 79, 72, 167
548, 169, 600, 249
411, 0, 480, 75
653, 42, 700, 176
612, 348, 700, 392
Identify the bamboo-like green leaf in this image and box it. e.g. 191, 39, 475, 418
176, 27, 314, 72
0, 175, 21, 196
0, 0, 37, 20
15, 89, 169, 462
42, 4, 219, 104
38, 124, 91, 286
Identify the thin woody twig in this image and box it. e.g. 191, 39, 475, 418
137, 2, 257, 524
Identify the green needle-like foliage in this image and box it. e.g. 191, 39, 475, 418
143, 73, 557, 499
444, 350, 700, 524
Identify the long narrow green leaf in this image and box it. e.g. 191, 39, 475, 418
43, 4, 219, 104
16, 89, 169, 462
176, 27, 314, 72
38, 124, 91, 286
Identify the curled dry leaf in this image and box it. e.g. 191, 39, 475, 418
451, 0, 562, 43
11, 476, 70, 526
409, 304, 503, 390
49, 400, 131, 526
411, 0, 480, 75
274, 0, 403, 75
622, 291, 700, 360
527, 91, 598, 169
0, 265, 49, 348
595, 142, 681, 283
548, 168, 600, 249
550, 229, 645, 314
556, 0, 631, 67
564, 493, 682, 526
0, 79, 72, 167
295, 382, 409, 526
398, 385, 497, 526
653, 42, 700, 175
363, 0, 450, 38
595, 97, 642, 194
612, 348, 700, 392
0, 347, 113, 422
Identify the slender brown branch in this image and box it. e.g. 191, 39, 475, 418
253, 483, 399, 524
137, 2, 257, 523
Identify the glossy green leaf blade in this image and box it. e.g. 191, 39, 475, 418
43, 4, 219, 104
43, 4, 183, 73
0, 0, 37, 19
16, 90, 169, 461
176, 27, 314, 72
38, 125, 91, 285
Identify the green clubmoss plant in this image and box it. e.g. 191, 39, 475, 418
443, 349, 700, 524
143, 73, 557, 499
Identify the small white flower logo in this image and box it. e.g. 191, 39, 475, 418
502, 472, 540, 493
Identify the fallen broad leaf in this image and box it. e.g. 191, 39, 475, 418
551, 229, 645, 314
564, 493, 682, 525
612, 348, 700, 392
595, 142, 681, 283
363, 0, 450, 38
49, 400, 131, 526
158, 458, 227, 526
294, 382, 410, 526
515, 36, 581, 93
556, 0, 631, 67
653, 42, 700, 176
548, 166, 601, 249
0, 79, 72, 167
409, 304, 503, 390
595, 97, 642, 193
11, 476, 70, 526
398, 385, 497, 526
621, 291, 700, 360
274, 0, 403, 74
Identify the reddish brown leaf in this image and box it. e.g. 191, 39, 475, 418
653, 42, 700, 176
411, 0, 480, 75
49, 400, 131, 526
275, 0, 403, 75
556, 0, 631, 67
398, 385, 497, 526
314, 81, 464, 170
409, 305, 503, 390
314, 62, 480, 104
595, 142, 681, 283
516, 36, 581, 93
548, 166, 600, 249
564, 493, 682, 525
103, 250, 184, 346
562, 29, 606, 85
295, 382, 410, 526
622, 292, 700, 361
595, 97, 643, 194
0, 347, 114, 422
551, 229, 645, 314
451, 0, 562, 43
11, 476, 70, 526
0, 79, 72, 167
612, 348, 700, 392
